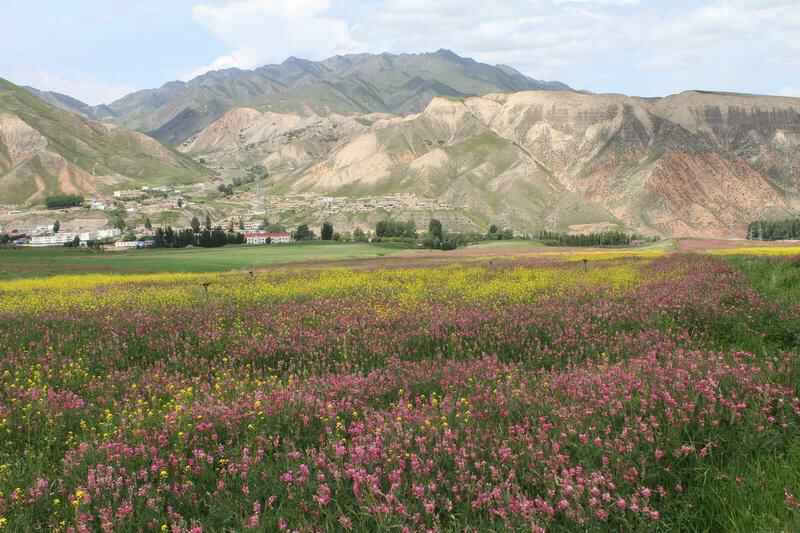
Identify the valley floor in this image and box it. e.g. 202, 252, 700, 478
1, 238, 798, 280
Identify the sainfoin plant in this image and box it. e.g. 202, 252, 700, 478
0, 254, 798, 531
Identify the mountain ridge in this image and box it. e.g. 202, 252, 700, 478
0, 78, 208, 205
101, 49, 570, 145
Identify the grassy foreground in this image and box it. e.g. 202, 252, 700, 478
0, 253, 799, 532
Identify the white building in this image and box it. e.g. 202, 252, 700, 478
113, 190, 145, 200
243, 222, 264, 231
97, 228, 122, 240
27, 233, 77, 247
244, 231, 291, 245
76, 228, 122, 242
114, 240, 154, 249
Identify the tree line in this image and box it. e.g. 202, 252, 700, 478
537, 230, 650, 247
151, 226, 245, 248
369, 218, 514, 250
747, 218, 800, 241
45, 195, 84, 209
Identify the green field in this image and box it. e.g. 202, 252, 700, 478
0, 240, 676, 279
0, 242, 408, 279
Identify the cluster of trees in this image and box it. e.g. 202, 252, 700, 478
747, 218, 800, 241
321, 222, 334, 241
106, 208, 127, 231
421, 219, 468, 250
216, 171, 267, 197
537, 230, 647, 247
217, 184, 235, 196
64, 236, 83, 248
152, 226, 245, 248
366, 218, 471, 250
487, 224, 514, 240
292, 224, 315, 241
45, 195, 84, 209
287, 222, 338, 242
375, 219, 417, 239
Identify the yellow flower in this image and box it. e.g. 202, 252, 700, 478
71, 489, 86, 507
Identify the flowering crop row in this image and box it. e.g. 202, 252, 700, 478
0, 254, 798, 531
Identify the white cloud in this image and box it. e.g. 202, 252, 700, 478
186, 0, 800, 96
8, 69, 135, 106
189, 0, 361, 77
352, 0, 634, 79
643, 0, 800, 68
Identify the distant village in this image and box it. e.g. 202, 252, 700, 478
0, 183, 469, 250
0, 184, 296, 249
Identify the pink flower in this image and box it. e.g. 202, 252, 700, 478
314, 484, 332, 507
338, 515, 353, 530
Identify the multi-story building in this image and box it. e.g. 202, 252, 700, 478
244, 231, 291, 245
78, 228, 122, 242
27, 233, 77, 247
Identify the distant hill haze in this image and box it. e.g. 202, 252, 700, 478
182, 90, 800, 237
0, 78, 207, 205
35, 50, 570, 146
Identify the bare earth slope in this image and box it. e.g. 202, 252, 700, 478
184, 90, 800, 237
0, 78, 208, 205
106, 50, 570, 145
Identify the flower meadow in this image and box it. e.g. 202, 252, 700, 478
0, 254, 799, 532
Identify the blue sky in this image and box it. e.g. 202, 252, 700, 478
3, 0, 799, 105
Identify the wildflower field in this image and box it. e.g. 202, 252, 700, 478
0, 252, 799, 532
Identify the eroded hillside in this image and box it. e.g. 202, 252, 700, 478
0, 78, 208, 205
184, 90, 800, 236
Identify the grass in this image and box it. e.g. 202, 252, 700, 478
670, 441, 800, 533
0, 239, 672, 280
0, 242, 406, 279
726, 255, 800, 306
675, 254, 800, 532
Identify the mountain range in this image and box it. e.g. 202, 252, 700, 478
33, 50, 570, 146
3, 50, 800, 237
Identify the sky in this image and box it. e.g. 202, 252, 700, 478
3, 0, 799, 105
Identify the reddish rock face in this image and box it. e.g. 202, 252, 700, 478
186, 90, 800, 237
